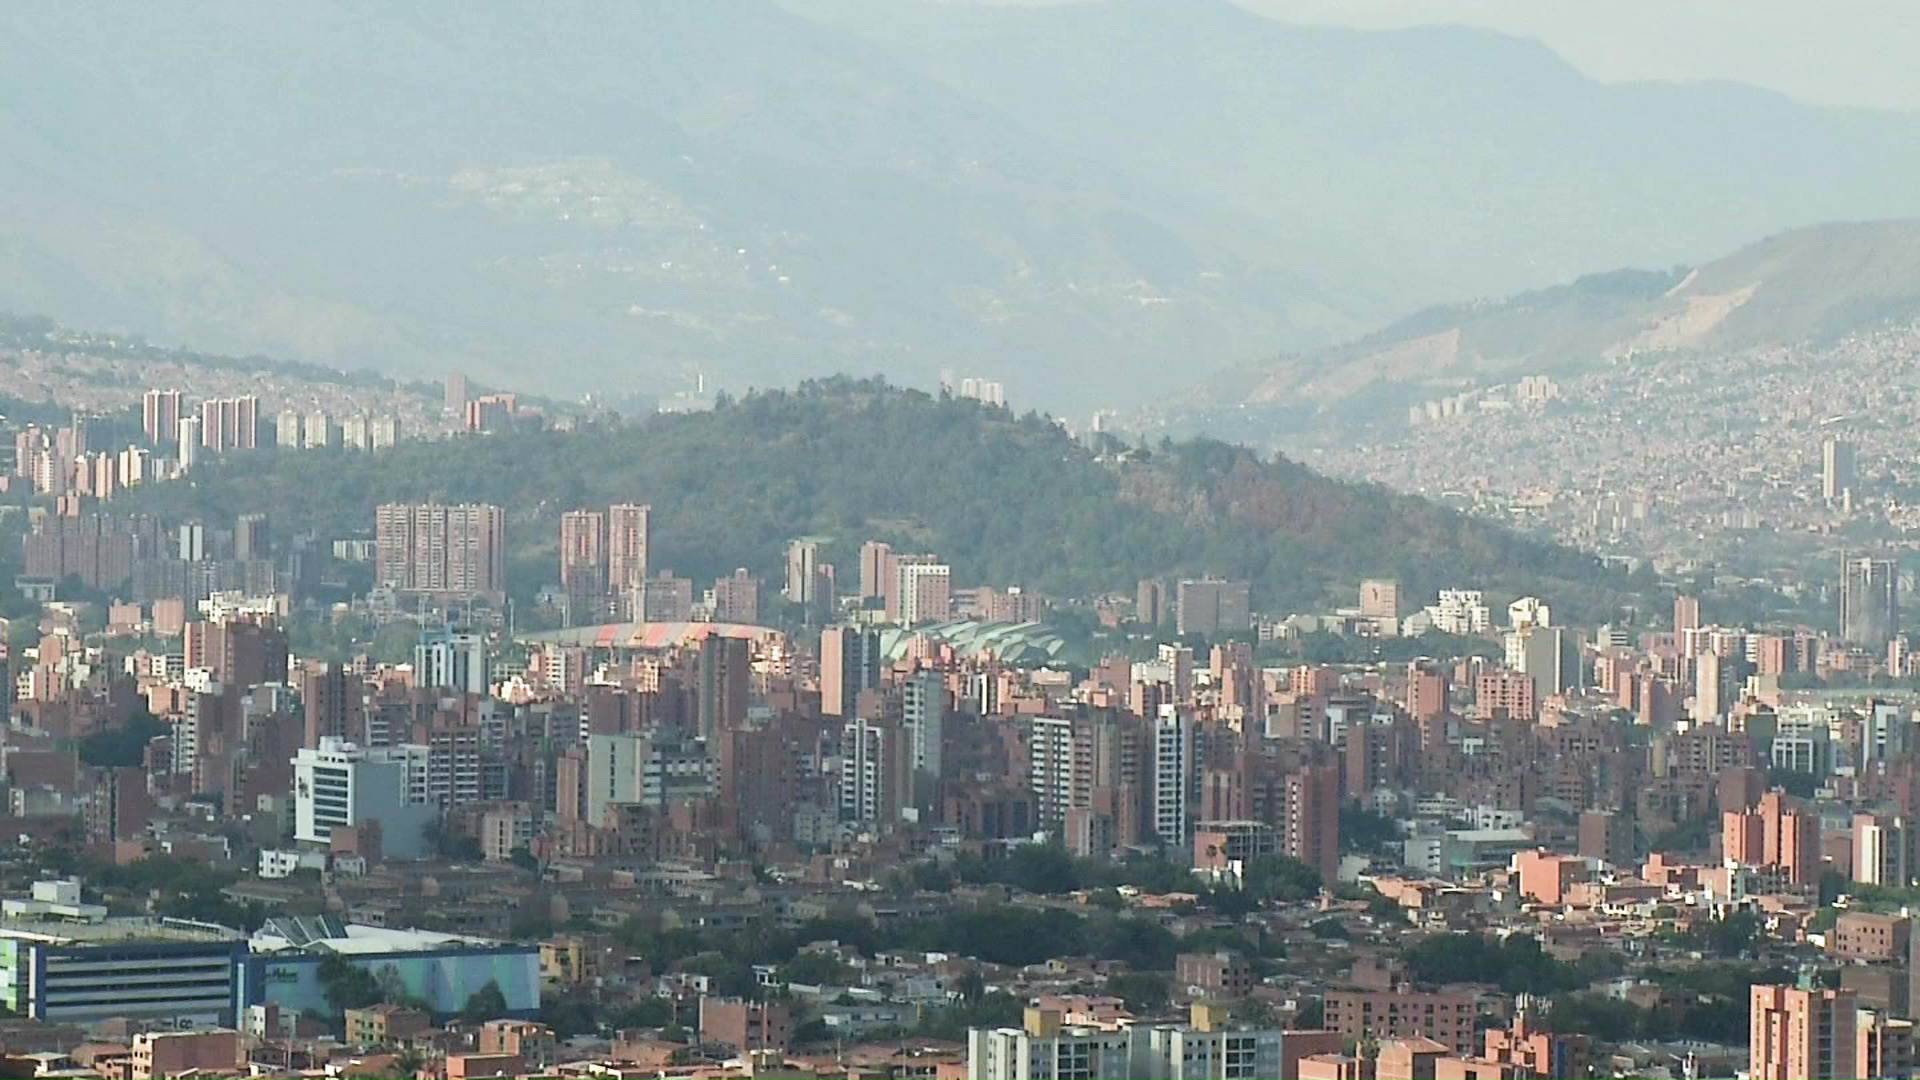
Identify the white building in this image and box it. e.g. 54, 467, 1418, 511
1028, 715, 1079, 829
293, 738, 434, 859
341, 414, 370, 450
1153, 706, 1193, 847
303, 410, 333, 449
415, 628, 488, 696
1427, 590, 1491, 635
257, 849, 329, 879
969, 1006, 1282, 1080
584, 732, 716, 820
895, 561, 951, 626
275, 409, 303, 449
838, 717, 894, 824
1507, 596, 1551, 630
370, 415, 401, 450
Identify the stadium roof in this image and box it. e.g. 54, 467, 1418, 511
879, 619, 1082, 668
516, 621, 782, 650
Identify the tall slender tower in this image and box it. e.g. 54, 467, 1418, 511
607, 504, 651, 617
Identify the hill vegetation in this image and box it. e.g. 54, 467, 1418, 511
132, 379, 1649, 620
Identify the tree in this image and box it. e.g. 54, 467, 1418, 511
777, 950, 852, 987
510, 909, 556, 940
1106, 972, 1169, 1013
1244, 855, 1322, 903
1339, 803, 1401, 854
319, 954, 382, 1014
460, 980, 509, 1023
78, 708, 168, 767
509, 847, 540, 874
1310, 917, 1351, 940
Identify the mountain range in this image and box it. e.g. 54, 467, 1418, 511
1182, 219, 1920, 430
6, 1, 1920, 410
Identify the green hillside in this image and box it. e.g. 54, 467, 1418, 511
130, 379, 1648, 620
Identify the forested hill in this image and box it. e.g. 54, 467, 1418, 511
137, 379, 1648, 618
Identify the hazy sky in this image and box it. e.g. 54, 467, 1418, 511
1240, 0, 1920, 111
977, 0, 1920, 111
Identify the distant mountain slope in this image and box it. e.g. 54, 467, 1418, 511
128, 380, 1648, 620
1187, 219, 1920, 425
6, 2, 1920, 410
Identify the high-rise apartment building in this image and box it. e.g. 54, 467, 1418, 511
585, 732, 716, 820
903, 670, 945, 809
1359, 579, 1400, 622
141, 390, 181, 446
1723, 790, 1822, 887
969, 1006, 1282, 1080
370, 415, 401, 450
1824, 435, 1857, 505
697, 635, 750, 739
858, 540, 893, 601
559, 510, 607, 616
293, 738, 434, 859
840, 716, 901, 825
374, 503, 506, 597
607, 504, 651, 614
1137, 579, 1169, 627
1153, 707, 1194, 847
968, 1010, 1135, 1080
1511, 625, 1581, 697
415, 627, 488, 696
1840, 556, 1899, 649
1853, 812, 1913, 888
198, 396, 258, 451
235, 513, 270, 563
1750, 985, 1856, 1080
176, 416, 201, 470
785, 537, 822, 606
1176, 578, 1251, 637
274, 409, 303, 449
895, 560, 951, 626
820, 626, 882, 717
639, 572, 693, 621
303, 410, 333, 449
301, 662, 361, 748
711, 569, 761, 624
1674, 594, 1702, 636
1283, 765, 1340, 882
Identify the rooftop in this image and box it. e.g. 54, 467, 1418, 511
251, 915, 516, 956
516, 621, 780, 650
878, 619, 1081, 667
0, 916, 243, 946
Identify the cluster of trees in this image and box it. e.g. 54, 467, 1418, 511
121, 378, 1649, 620
1545, 964, 1791, 1045
46, 854, 270, 931
1663, 911, 1764, 959
1401, 933, 1624, 996
927, 845, 1324, 915
1339, 804, 1402, 855
77, 708, 168, 767
612, 902, 1195, 1002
